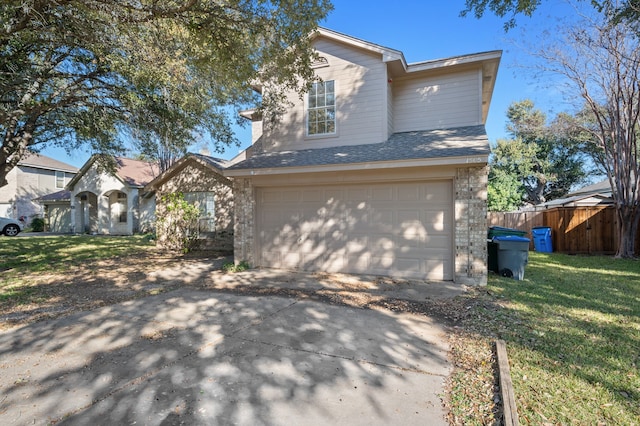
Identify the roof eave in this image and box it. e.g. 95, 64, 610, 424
224, 154, 489, 178
406, 50, 502, 73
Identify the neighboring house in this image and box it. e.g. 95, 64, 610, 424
145, 153, 234, 251
67, 156, 158, 235
531, 178, 613, 210
0, 153, 77, 220
34, 190, 74, 233
226, 28, 501, 285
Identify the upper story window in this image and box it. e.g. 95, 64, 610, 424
307, 80, 335, 136
55, 171, 65, 189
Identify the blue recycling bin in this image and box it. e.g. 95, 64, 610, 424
532, 226, 553, 253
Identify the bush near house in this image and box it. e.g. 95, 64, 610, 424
30, 217, 45, 232
155, 192, 201, 253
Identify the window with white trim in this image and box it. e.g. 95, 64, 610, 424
184, 192, 215, 233
307, 80, 335, 136
55, 171, 65, 189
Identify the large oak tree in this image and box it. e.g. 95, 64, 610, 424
0, 0, 332, 185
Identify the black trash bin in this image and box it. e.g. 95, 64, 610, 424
493, 235, 530, 280
487, 227, 528, 274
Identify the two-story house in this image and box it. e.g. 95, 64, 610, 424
226, 28, 500, 285
0, 153, 78, 221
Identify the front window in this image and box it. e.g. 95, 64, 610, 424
307, 80, 336, 136
184, 192, 215, 233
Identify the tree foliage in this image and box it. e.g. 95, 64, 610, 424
488, 100, 589, 211
462, 0, 640, 29
534, 8, 640, 257
0, 0, 332, 187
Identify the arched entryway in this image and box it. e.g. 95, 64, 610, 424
104, 190, 129, 235
75, 191, 98, 234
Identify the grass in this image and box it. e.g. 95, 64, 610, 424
0, 235, 155, 302
450, 252, 640, 424
0, 234, 154, 274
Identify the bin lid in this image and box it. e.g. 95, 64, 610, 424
493, 235, 530, 242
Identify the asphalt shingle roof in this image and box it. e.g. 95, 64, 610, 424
188, 153, 230, 170
18, 153, 78, 173
114, 157, 159, 187
227, 125, 489, 171
34, 190, 71, 202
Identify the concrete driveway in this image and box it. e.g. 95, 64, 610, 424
0, 271, 456, 425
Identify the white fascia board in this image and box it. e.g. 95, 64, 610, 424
406, 50, 502, 73
223, 154, 489, 177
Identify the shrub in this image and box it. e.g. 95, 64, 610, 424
155, 192, 200, 253
31, 217, 45, 232
222, 260, 251, 273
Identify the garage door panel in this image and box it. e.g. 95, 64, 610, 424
302, 189, 323, 202
423, 182, 451, 200
371, 186, 394, 201
398, 186, 420, 201
257, 181, 453, 280
48, 206, 72, 233
373, 209, 394, 225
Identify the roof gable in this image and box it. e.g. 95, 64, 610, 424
67, 155, 159, 189
144, 153, 230, 192
312, 28, 405, 64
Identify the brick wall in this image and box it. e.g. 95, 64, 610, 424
455, 165, 488, 286
157, 160, 234, 251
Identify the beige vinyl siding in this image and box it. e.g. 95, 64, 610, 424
393, 69, 481, 132
387, 73, 394, 137
264, 37, 387, 151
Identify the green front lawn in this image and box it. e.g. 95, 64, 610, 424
0, 234, 154, 274
451, 252, 640, 424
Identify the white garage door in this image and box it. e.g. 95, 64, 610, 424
256, 180, 453, 280
48, 205, 71, 233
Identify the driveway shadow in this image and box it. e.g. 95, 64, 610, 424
0, 289, 451, 425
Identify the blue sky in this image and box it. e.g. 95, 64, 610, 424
42, 0, 581, 168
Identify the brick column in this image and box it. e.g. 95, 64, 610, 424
233, 178, 255, 266
455, 166, 488, 285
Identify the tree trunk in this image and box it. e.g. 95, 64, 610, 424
615, 205, 640, 258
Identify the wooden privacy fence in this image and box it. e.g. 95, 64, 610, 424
488, 206, 640, 254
